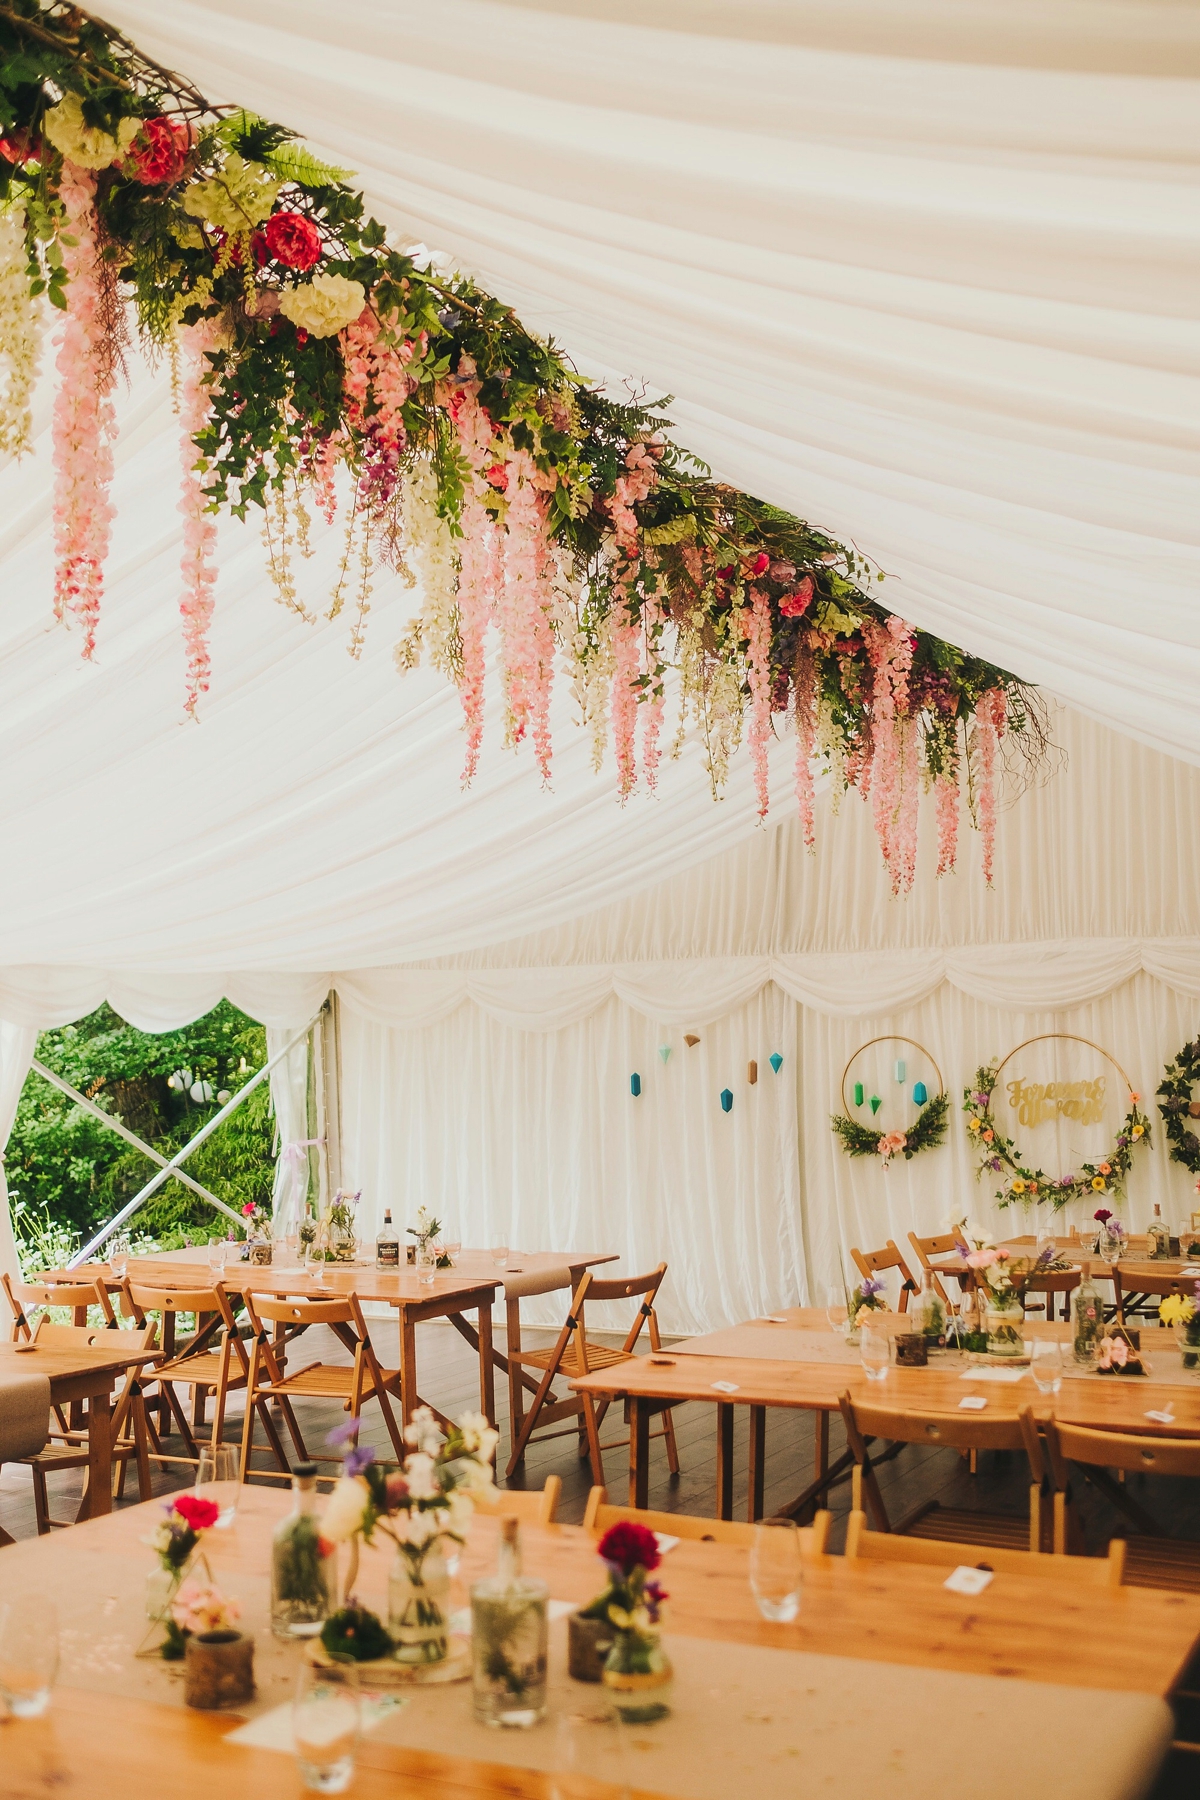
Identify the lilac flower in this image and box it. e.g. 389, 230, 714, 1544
326, 1417, 362, 1448
644, 1579, 669, 1625
1060, 1177, 1073, 1189
974, 1092, 990, 1106
860, 1276, 886, 1298
344, 1444, 376, 1478
989, 1158, 1002, 1172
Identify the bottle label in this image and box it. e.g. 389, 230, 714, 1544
377, 1241, 400, 1268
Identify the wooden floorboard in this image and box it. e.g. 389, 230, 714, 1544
5, 1320, 1200, 1554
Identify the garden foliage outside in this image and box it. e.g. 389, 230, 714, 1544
8, 1000, 276, 1275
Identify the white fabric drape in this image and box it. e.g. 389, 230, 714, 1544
0, 1022, 38, 1281
101, 0, 1200, 769
267, 1026, 318, 1231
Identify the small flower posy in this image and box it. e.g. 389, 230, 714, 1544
579, 1521, 669, 1644
146, 1492, 220, 1572
320, 1407, 499, 1566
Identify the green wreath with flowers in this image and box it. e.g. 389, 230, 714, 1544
964, 1061, 1151, 1212
831, 1091, 949, 1165
1156, 1035, 1200, 1174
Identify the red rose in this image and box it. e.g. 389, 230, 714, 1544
0, 130, 39, 168
264, 211, 323, 271
123, 116, 191, 186
779, 575, 815, 618
598, 1519, 660, 1577
484, 462, 509, 492
172, 1494, 219, 1531
744, 550, 770, 578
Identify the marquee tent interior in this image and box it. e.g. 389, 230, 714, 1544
1, 1, 1198, 1336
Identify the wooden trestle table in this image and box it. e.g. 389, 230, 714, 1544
571, 1306, 1200, 1520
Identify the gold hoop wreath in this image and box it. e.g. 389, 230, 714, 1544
832, 1036, 948, 1167
964, 1033, 1150, 1212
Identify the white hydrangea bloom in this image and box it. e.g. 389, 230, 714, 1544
403, 1406, 445, 1457
403, 1452, 439, 1501
181, 153, 280, 234
278, 272, 366, 339
42, 93, 140, 171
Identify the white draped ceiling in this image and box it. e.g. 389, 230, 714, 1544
99, 0, 1200, 770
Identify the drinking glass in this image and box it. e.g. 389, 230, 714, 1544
416, 1246, 437, 1288
207, 1237, 228, 1279
0, 1597, 59, 1717
549, 1705, 629, 1800
491, 1244, 510, 1271
824, 1285, 847, 1336
108, 1233, 131, 1281
444, 1240, 461, 1266
293, 1657, 360, 1794
1031, 1339, 1064, 1395
860, 1323, 889, 1382
196, 1443, 240, 1525
749, 1518, 803, 1622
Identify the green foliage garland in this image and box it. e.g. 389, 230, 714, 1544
830, 1090, 949, 1163
964, 1061, 1151, 1212
1156, 1035, 1200, 1175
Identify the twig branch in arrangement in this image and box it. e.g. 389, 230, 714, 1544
0, 0, 1052, 886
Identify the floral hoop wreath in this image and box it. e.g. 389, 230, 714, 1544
964, 1034, 1150, 1212
831, 1036, 948, 1167
1156, 1034, 1200, 1175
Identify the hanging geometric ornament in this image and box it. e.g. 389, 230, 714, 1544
658, 1045, 672, 1064
869, 1094, 882, 1114
912, 1081, 928, 1106
720, 1089, 733, 1113
894, 1059, 906, 1083
685, 1034, 701, 1048
747, 1060, 758, 1085
769, 1053, 783, 1074
853, 1082, 864, 1107
630, 1073, 642, 1098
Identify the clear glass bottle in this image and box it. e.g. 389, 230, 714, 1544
470, 1517, 548, 1728
271, 1462, 337, 1639
376, 1209, 400, 1270
1072, 1262, 1105, 1367
911, 1272, 946, 1345
1148, 1203, 1170, 1261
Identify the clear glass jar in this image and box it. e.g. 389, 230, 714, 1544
388, 1541, 450, 1664
984, 1294, 1024, 1358
1148, 1206, 1171, 1261
911, 1273, 946, 1345
271, 1462, 337, 1639
471, 1518, 548, 1727
602, 1629, 673, 1723
1072, 1263, 1105, 1367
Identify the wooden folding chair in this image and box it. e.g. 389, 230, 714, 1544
473, 1475, 561, 1527
844, 1508, 1124, 1584
505, 1264, 679, 1485
238, 1289, 406, 1481
123, 1279, 249, 1472
1022, 1269, 1082, 1322
1040, 1414, 1200, 1589
851, 1241, 918, 1312
13, 1308, 159, 1531
583, 1485, 831, 1553
1112, 1265, 1199, 1325
839, 1391, 1043, 1549
905, 1233, 964, 1307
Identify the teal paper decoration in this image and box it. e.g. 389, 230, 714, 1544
894, 1059, 906, 1083
913, 1081, 928, 1106
630, 1073, 642, 1097
853, 1081, 864, 1107
769, 1053, 783, 1074
720, 1088, 733, 1113
658, 1045, 672, 1064
869, 1094, 882, 1115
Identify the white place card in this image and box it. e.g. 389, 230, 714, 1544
761, 1316, 789, 1324
226, 1694, 404, 1752
711, 1380, 740, 1393
654, 1533, 681, 1555
1145, 1408, 1176, 1425
944, 1565, 994, 1596
958, 1396, 988, 1411
960, 1365, 1025, 1383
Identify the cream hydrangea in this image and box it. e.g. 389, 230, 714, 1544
320, 1474, 371, 1543
181, 153, 280, 234
42, 93, 140, 170
279, 272, 366, 339
0, 206, 41, 460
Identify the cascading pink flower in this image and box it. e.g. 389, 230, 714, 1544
934, 773, 959, 877
448, 370, 502, 780
863, 617, 915, 893
177, 319, 220, 716
497, 449, 556, 781
744, 587, 773, 820
793, 657, 817, 851
610, 587, 641, 800
51, 162, 118, 658
640, 592, 665, 793
341, 307, 417, 523
974, 686, 1008, 886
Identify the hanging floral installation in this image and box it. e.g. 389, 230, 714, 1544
0, 2, 1049, 883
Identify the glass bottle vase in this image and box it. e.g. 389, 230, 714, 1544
471, 1518, 548, 1727
388, 1543, 451, 1664
271, 1464, 337, 1639
985, 1294, 1025, 1358
602, 1628, 673, 1723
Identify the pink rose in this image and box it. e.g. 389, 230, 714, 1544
122, 116, 191, 186
484, 463, 508, 491
264, 210, 323, 270
779, 575, 815, 618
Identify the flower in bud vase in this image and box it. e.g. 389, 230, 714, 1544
576, 1521, 672, 1723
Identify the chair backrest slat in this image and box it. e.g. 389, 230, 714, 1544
844, 1510, 1124, 1584
847, 1395, 1027, 1454
243, 1292, 355, 1329
1046, 1416, 1200, 1480
851, 1241, 917, 1312
473, 1476, 561, 1526
4, 1272, 115, 1334
583, 1487, 829, 1553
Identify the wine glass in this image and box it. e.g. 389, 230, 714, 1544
195, 1443, 240, 1525
824, 1285, 847, 1336
491, 1244, 510, 1271
1031, 1339, 1064, 1394
443, 1239, 461, 1267
207, 1237, 228, 1279
416, 1246, 437, 1288
293, 1656, 360, 1793
749, 1518, 804, 1621
107, 1233, 131, 1281
0, 1596, 58, 1717
549, 1705, 629, 1800
860, 1322, 890, 1382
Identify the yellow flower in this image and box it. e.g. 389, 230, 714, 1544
279, 273, 366, 339
43, 93, 140, 171
1010, 1179, 1026, 1194
1160, 1295, 1195, 1327
967, 1118, 982, 1133
1131, 1124, 1144, 1139
1090, 1176, 1106, 1191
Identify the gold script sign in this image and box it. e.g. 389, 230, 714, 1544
1006, 1076, 1107, 1129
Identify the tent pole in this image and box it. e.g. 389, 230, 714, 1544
69, 1016, 320, 1266
29, 1059, 235, 1220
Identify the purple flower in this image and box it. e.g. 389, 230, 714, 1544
644, 1578, 668, 1625
974, 1092, 990, 1106
1036, 1245, 1054, 1266
860, 1276, 885, 1298
989, 1158, 1002, 1172
326, 1417, 362, 1448
1116, 1135, 1128, 1147
1060, 1177, 1073, 1189
344, 1444, 376, 1478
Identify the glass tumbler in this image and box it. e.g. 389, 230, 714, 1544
860, 1323, 890, 1382
293, 1656, 360, 1794
749, 1518, 804, 1622
0, 1597, 59, 1717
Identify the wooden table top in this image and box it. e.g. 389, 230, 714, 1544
0, 1334, 153, 1388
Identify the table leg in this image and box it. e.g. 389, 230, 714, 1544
398, 1308, 418, 1427
478, 1301, 496, 1430
716, 1403, 735, 1521
80, 1389, 114, 1520
748, 1405, 766, 1522
815, 1409, 829, 1483
629, 1397, 650, 1508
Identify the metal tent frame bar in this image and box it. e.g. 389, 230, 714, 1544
68, 1015, 320, 1267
